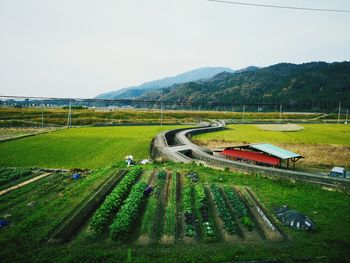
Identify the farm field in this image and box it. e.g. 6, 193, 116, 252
0, 106, 335, 127
193, 124, 350, 171
0, 125, 187, 169
0, 163, 349, 263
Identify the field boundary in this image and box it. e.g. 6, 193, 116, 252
0, 172, 52, 196
0, 127, 66, 143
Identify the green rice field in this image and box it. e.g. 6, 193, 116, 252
193, 124, 350, 145
0, 126, 187, 169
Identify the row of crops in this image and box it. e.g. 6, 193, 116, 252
82, 167, 265, 243
89, 167, 142, 233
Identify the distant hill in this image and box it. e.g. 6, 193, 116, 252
95, 67, 234, 99
140, 62, 350, 110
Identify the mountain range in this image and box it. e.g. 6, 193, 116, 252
95, 67, 234, 99
139, 62, 350, 109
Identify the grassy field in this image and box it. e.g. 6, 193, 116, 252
193, 124, 350, 171
0, 106, 330, 127
0, 163, 349, 262
0, 126, 187, 169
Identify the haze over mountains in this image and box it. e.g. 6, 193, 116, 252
95, 67, 234, 99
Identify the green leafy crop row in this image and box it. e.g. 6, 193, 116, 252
224, 188, 254, 231
210, 184, 237, 235
89, 167, 142, 233
194, 184, 214, 237
110, 180, 148, 239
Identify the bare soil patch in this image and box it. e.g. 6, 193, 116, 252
255, 124, 304, 132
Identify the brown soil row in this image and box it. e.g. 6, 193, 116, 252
135, 170, 157, 245
151, 170, 170, 242
174, 172, 183, 243
160, 171, 175, 245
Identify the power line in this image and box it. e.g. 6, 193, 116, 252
208, 0, 350, 13
1, 95, 349, 110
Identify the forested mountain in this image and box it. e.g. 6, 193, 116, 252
95, 67, 234, 99
140, 62, 350, 109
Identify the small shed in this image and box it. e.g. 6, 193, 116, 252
219, 143, 303, 169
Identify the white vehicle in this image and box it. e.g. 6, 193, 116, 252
329, 167, 346, 178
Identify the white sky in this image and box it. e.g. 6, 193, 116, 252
1, 0, 350, 98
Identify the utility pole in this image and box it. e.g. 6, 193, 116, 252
242, 104, 245, 124
160, 102, 163, 126
337, 102, 341, 124
41, 104, 44, 129
67, 101, 72, 128
279, 104, 283, 124
345, 108, 348, 124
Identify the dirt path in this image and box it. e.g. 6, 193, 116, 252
160, 172, 175, 244
311, 113, 329, 120
0, 172, 52, 196
133, 170, 156, 245
152, 171, 169, 242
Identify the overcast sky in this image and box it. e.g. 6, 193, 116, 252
1, 0, 350, 98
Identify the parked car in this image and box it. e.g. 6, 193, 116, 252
329, 167, 346, 178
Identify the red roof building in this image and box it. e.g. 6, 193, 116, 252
218, 144, 303, 168
221, 149, 281, 166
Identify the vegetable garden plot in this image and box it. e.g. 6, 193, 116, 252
223, 188, 262, 242
0, 167, 35, 189
48, 169, 128, 243
0, 167, 115, 259
0, 172, 65, 212
0, 172, 53, 197
67, 168, 285, 247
